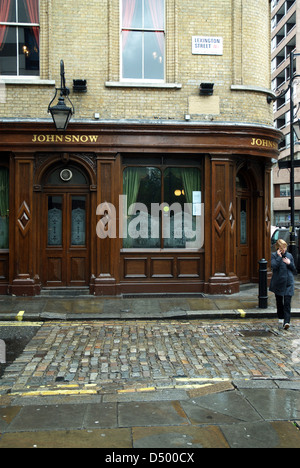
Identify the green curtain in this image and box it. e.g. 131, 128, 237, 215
123, 167, 147, 247
0, 167, 9, 217
123, 167, 144, 211
181, 167, 201, 206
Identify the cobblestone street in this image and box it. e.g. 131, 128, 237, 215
1, 318, 300, 395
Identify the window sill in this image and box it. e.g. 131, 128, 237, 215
105, 81, 182, 89
0, 77, 55, 86
121, 248, 203, 253
231, 84, 276, 99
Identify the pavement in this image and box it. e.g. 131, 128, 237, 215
0, 280, 299, 322
0, 280, 299, 449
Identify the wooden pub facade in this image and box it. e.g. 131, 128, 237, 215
0, 121, 281, 296
0, 0, 282, 296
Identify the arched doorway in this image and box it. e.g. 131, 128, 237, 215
40, 162, 91, 288
236, 170, 252, 283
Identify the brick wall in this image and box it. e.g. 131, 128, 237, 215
0, 0, 274, 126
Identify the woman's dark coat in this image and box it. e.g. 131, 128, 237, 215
269, 252, 297, 296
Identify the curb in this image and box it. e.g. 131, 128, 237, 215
0, 308, 300, 322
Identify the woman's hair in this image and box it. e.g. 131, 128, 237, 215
275, 239, 288, 251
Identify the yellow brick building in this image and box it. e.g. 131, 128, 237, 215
0, 0, 282, 297
1, 0, 274, 123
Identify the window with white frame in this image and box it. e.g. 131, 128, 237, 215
121, 0, 165, 81
0, 0, 39, 76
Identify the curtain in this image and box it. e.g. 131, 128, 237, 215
123, 167, 143, 247
123, 167, 146, 212
181, 168, 201, 207
148, 0, 164, 55
122, 0, 136, 50
24, 0, 39, 46
0, 168, 9, 217
0, 0, 39, 51
124, 167, 158, 247
0, 0, 12, 51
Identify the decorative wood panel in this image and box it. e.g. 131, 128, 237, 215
122, 253, 203, 281
150, 258, 174, 278
124, 257, 147, 278
10, 155, 37, 296
47, 257, 63, 284
69, 257, 86, 283
177, 257, 201, 278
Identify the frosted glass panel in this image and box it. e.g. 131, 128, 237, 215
48, 196, 62, 246
71, 196, 86, 246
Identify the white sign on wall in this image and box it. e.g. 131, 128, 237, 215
192, 36, 223, 55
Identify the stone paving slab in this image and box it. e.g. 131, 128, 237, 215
118, 401, 189, 428
238, 388, 300, 421
0, 428, 133, 449
132, 425, 230, 449
182, 391, 262, 423
219, 421, 300, 449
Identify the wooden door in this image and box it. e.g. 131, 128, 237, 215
236, 194, 251, 283
42, 192, 90, 287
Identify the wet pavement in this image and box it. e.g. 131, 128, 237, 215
0, 281, 299, 321
0, 381, 300, 448
0, 281, 300, 448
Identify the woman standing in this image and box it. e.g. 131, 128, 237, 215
270, 239, 297, 330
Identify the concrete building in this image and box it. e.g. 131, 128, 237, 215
271, 0, 300, 226
0, 0, 281, 296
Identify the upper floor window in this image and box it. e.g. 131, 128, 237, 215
121, 0, 165, 81
0, 0, 39, 76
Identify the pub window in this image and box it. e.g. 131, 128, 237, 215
0, 0, 39, 76
121, 0, 165, 81
0, 167, 9, 249
123, 163, 202, 249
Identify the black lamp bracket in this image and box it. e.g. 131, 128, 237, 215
48, 60, 74, 114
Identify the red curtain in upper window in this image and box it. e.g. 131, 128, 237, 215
148, 0, 164, 55
122, 0, 136, 50
24, 0, 39, 46
0, 0, 39, 51
0, 0, 12, 51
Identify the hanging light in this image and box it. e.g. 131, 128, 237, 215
48, 60, 74, 131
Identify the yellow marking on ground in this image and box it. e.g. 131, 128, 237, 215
0, 322, 43, 327
15, 311, 25, 322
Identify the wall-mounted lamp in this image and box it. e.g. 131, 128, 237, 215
73, 79, 87, 93
200, 83, 214, 96
48, 60, 75, 131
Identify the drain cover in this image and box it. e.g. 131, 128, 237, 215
241, 329, 272, 337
